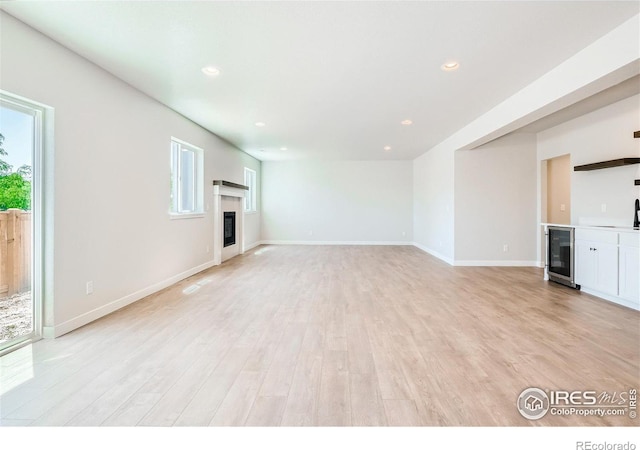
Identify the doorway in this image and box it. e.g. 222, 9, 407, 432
0, 93, 44, 354
546, 154, 572, 225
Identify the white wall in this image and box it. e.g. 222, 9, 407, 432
412, 147, 455, 263
261, 161, 412, 243
0, 13, 261, 336
454, 133, 538, 265
538, 94, 640, 228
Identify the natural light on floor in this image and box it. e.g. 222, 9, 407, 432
0, 345, 33, 395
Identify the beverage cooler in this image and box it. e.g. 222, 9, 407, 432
546, 226, 578, 289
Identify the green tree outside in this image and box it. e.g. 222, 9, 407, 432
0, 173, 30, 210
0, 132, 32, 211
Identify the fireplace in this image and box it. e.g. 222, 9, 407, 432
224, 211, 236, 247
212, 180, 247, 264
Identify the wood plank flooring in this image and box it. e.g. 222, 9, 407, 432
1, 245, 638, 426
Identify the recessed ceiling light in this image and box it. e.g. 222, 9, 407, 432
383, 146, 392, 151
441, 61, 459, 71
401, 119, 413, 126
201, 66, 220, 76
255, 122, 266, 127
280, 147, 288, 151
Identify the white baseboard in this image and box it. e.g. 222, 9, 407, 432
580, 287, 640, 311
411, 242, 454, 266
453, 260, 540, 267
43, 259, 217, 338
243, 240, 262, 252
260, 240, 413, 246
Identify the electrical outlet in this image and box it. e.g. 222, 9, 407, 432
402, 231, 406, 237
503, 244, 509, 252
309, 230, 313, 236
206, 245, 210, 253
86, 281, 94, 295
601, 203, 607, 213
560, 204, 565, 212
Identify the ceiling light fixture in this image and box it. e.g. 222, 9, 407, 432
255, 122, 266, 127
383, 146, 392, 151
441, 61, 459, 71
401, 119, 413, 126
280, 147, 288, 151
201, 66, 220, 76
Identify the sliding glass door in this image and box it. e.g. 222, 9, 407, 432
0, 93, 43, 353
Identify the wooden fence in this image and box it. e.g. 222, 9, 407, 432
0, 209, 31, 298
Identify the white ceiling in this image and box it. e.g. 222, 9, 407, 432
1, 1, 638, 161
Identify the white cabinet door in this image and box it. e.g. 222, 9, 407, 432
619, 245, 640, 304
594, 243, 618, 297
575, 240, 618, 296
575, 240, 595, 288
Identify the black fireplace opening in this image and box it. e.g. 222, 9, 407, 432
224, 211, 236, 247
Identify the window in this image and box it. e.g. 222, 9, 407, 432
244, 167, 257, 213
170, 138, 204, 217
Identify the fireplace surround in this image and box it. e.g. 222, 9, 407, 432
212, 180, 248, 264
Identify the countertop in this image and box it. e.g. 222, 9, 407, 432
541, 223, 640, 234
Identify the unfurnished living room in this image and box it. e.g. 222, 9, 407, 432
0, 1, 639, 447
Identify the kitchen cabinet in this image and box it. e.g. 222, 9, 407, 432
618, 233, 640, 306
574, 239, 618, 297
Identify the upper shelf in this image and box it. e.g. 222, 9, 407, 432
574, 158, 640, 171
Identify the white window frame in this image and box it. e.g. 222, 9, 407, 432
244, 167, 257, 213
170, 137, 204, 219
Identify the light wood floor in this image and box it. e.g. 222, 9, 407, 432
0, 245, 638, 426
